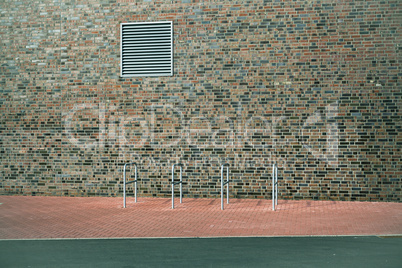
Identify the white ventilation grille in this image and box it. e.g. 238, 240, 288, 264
120, 21, 173, 77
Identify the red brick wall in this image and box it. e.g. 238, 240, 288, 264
1, 0, 400, 201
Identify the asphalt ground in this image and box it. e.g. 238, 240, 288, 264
1, 236, 401, 268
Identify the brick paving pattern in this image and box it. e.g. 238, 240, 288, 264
0, 196, 401, 240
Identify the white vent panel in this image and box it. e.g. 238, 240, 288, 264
120, 21, 173, 77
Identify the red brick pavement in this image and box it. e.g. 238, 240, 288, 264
0, 196, 401, 239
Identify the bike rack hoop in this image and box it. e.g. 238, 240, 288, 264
171, 163, 184, 209
123, 162, 138, 208
220, 163, 230, 210
272, 163, 278, 211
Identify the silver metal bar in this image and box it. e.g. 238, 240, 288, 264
221, 166, 224, 210
171, 164, 174, 209
171, 163, 183, 209
272, 164, 275, 211
135, 166, 138, 203
124, 164, 126, 208
180, 165, 183, 204
123, 162, 138, 208
275, 165, 278, 207
221, 163, 230, 210
226, 165, 229, 205
272, 163, 279, 211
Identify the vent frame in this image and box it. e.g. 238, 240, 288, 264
120, 21, 173, 77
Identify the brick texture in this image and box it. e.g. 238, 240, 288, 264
0, 0, 401, 201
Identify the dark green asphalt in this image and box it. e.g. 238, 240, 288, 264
0, 236, 401, 268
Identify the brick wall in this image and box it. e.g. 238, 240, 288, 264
1, 0, 400, 201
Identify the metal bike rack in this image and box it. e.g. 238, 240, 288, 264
272, 163, 278, 211
221, 163, 230, 210
123, 162, 138, 208
171, 163, 183, 209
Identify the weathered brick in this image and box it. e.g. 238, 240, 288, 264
0, 0, 400, 202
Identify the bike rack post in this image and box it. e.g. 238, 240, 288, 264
272, 163, 278, 211
221, 163, 230, 210
275, 164, 278, 207
171, 163, 183, 209
123, 162, 138, 208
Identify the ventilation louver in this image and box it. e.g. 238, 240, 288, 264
120, 21, 173, 77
